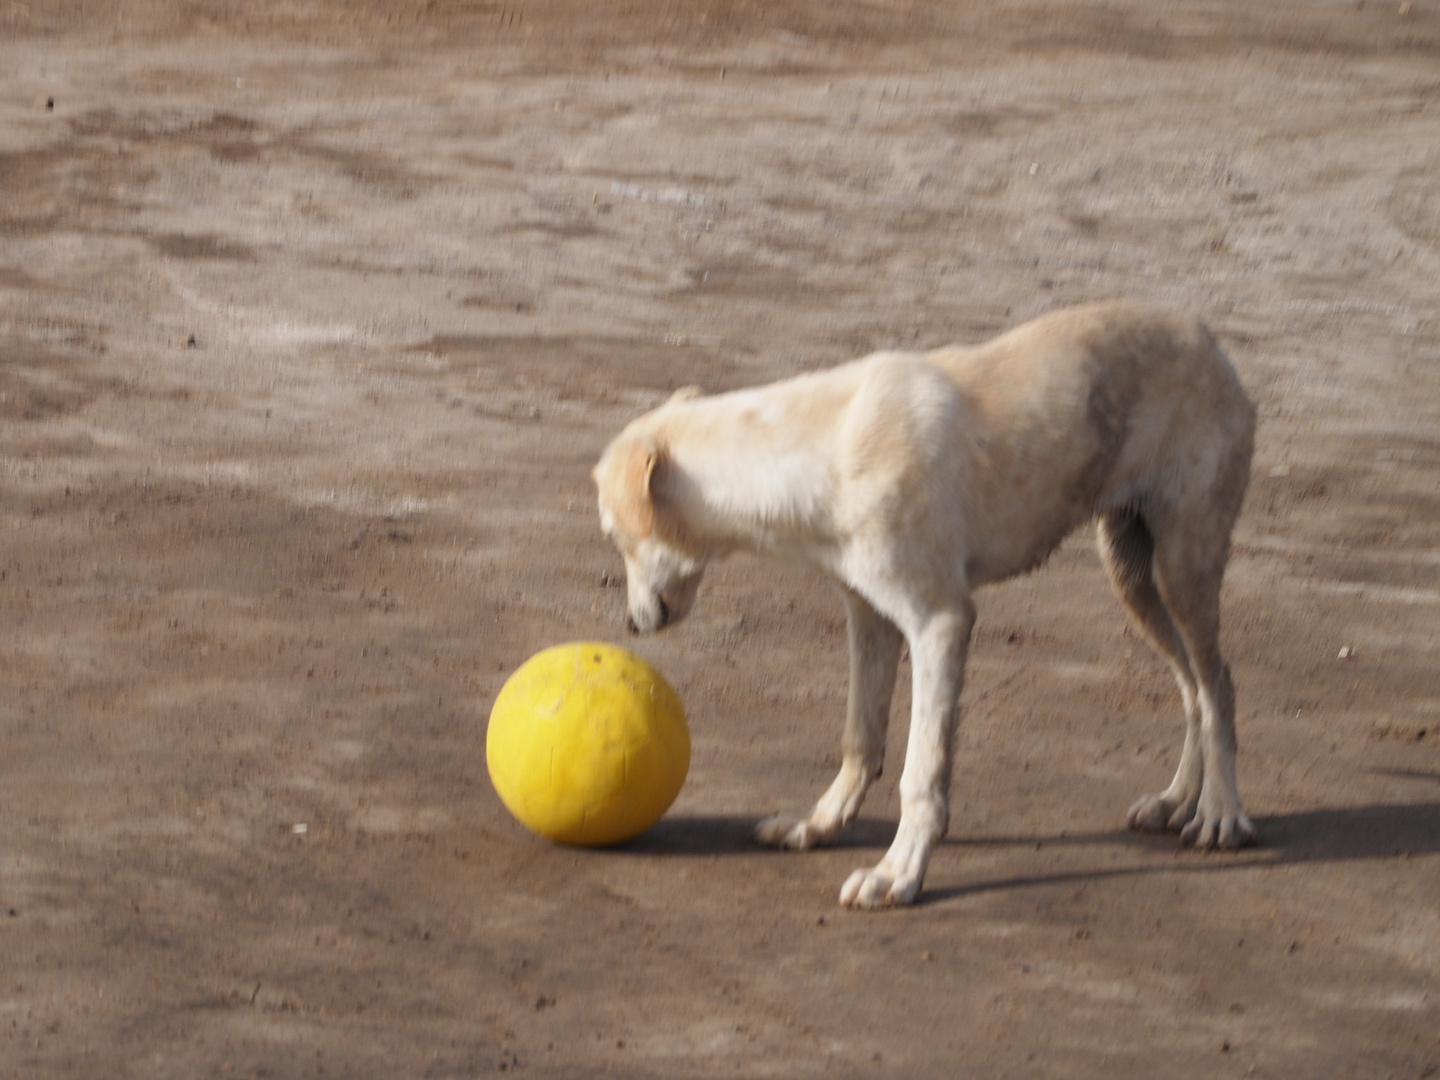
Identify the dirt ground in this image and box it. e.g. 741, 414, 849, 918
2, 1, 1438, 1076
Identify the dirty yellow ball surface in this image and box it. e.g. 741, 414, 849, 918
486, 642, 690, 846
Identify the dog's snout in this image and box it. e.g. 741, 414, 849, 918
625, 597, 669, 636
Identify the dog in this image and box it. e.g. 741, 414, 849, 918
593, 301, 1256, 909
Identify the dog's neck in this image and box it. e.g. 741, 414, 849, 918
651, 393, 837, 556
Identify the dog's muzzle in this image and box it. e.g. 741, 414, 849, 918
626, 596, 669, 635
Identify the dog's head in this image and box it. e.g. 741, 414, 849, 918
592, 431, 708, 635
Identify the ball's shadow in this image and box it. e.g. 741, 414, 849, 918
608, 814, 896, 857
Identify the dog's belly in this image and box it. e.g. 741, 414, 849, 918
956, 410, 1141, 587
962, 486, 1102, 586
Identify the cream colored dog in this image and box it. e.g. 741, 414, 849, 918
593, 301, 1256, 909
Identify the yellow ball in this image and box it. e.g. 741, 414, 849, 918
486, 642, 690, 846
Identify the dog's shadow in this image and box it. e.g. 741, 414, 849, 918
613, 814, 897, 856
614, 793, 1440, 903
923, 796, 1440, 904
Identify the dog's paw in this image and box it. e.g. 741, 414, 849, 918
1126, 791, 1197, 834
839, 865, 921, 910
1179, 807, 1256, 851
754, 813, 830, 851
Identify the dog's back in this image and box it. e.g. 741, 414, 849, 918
920, 301, 1254, 585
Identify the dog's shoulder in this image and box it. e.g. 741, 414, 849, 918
845, 349, 970, 420
825, 350, 974, 489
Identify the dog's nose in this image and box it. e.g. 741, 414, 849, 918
625, 614, 640, 636
656, 597, 670, 629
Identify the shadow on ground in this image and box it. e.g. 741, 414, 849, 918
919, 801, 1440, 905
609, 814, 898, 856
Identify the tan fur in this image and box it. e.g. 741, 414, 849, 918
594, 301, 1257, 909
605, 439, 659, 541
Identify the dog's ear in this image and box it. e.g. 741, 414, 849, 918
667, 385, 703, 405
609, 438, 662, 540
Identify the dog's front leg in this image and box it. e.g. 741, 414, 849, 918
841, 605, 974, 909
755, 588, 902, 850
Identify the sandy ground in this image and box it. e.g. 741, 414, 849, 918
2, 1, 1439, 1076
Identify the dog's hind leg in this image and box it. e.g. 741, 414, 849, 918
841, 601, 974, 908
1112, 441, 1255, 851
1098, 510, 1208, 834
756, 588, 902, 850
1147, 516, 1254, 850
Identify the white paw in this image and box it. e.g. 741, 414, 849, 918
839, 865, 921, 910
754, 813, 831, 851
1179, 806, 1256, 850
1126, 791, 1198, 834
